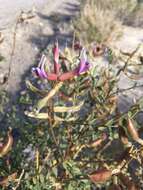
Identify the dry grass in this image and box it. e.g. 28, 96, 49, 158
124, 2, 143, 26
75, 0, 143, 45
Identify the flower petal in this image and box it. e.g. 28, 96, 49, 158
40, 57, 48, 78
32, 67, 45, 78
32, 54, 48, 78
38, 54, 46, 67
78, 48, 90, 74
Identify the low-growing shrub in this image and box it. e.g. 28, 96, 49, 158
8, 42, 143, 189
74, 0, 143, 45
0, 38, 143, 190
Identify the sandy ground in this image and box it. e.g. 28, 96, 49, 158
0, 0, 46, 28
115, 26, 143, 113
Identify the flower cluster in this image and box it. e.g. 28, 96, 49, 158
32, 41, 90, 81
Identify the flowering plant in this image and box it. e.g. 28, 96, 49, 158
32, 41, 90, 81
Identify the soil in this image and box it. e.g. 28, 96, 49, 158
0, 0, 46, 28
115, 26, 143, 113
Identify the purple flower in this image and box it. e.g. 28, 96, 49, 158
32, 43, 90, 82
78, 48, 90, 74
32, 54, 48, 79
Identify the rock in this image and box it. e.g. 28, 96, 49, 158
0, 73, 8, 85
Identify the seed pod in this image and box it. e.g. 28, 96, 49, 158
0, 129, 13, 157
127, 118, 139, 141
26, 80, 48, 96
54, 101, 84, 113
127, 118, 143, 145
119, 173, 138, 190
89, 139, 103, 148
0, 172, 17, 187
36, 82, 63, 112
89, 133, 107, 148
89, 169, 112, 183
25, 111, 77, 122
